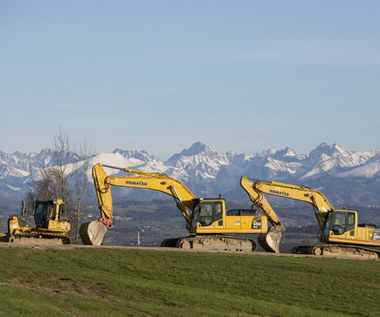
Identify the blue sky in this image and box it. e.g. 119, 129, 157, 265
1, 1, 379, 159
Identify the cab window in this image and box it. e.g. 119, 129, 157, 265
197, 201, 224, 227
331, 212, 349, 235
324, 212, 333, 237
59, 203, 66, 219
200, 203, 213, 217
346, 212, 355, 231
215, 203, 222, 215
34, 202, 47, 227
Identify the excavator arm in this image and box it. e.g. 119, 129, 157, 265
80, 163, 198, 245
244, 178, 334, 232
240, 176, 285, 253
240, 177, 284, 228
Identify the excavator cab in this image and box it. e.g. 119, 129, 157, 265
191, 199, 224, 228
13, 199, 67, 231
323, 210, 356, 239
190, 198, 267, 236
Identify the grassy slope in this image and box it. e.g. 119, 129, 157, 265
0, 247, 379, 317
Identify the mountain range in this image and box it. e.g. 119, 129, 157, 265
1, 142, 380, 206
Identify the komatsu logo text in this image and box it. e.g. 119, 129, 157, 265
126, 181, 148, 186
269, 189, 290, 197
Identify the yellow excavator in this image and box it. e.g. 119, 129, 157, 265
1, 199, 71, 245
80, 163, 271, 251
241, 177, 380, 258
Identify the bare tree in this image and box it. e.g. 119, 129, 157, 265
26, 128, 93, 244
26, 166, 73, 210
53, 127, 72, 200
72, 139, 94, 243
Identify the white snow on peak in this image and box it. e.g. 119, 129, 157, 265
283, 148, 297, 157
2, 143, 380, 204
338, 155, 380, 178
167, 142, 217, 161
262, 148, 277, 156
265, 157, 301, 174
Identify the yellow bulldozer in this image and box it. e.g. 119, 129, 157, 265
1, 199, 71, 245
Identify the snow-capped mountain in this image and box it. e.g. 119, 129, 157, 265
1, 142, 380, 205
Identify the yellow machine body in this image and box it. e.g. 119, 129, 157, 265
191, 199, 267, 234
5, 199, 71, 245
323, 210, 380, 247
241, 177, 380, 257
81, 163, 267, 250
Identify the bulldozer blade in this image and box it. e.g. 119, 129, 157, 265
258, 230, 282, 253
80, 220, 108, 246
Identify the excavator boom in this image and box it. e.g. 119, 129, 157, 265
249, 179, 333, 232
240, 176, 285, 253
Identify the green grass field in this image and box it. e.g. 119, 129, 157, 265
0, 247, 379, 317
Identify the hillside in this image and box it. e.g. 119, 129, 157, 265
0, 246, 379, 317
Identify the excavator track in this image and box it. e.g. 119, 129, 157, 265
293, 244, 380, 259
161, 235, 256, 252
160, 237, 181, 247
7, 233, 70, 246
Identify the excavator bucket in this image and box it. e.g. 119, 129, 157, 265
258, 227, 283, 253
80, 220, 108, 246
